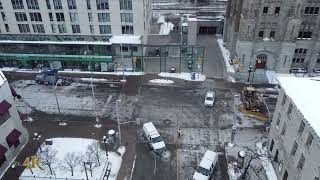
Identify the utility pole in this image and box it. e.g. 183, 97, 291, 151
54, 81, 66, 126
116, 99, 122, 146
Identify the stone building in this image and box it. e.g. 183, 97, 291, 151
0, 71, 28, 178
268, 77, 320, 180
223, 0, 320, 79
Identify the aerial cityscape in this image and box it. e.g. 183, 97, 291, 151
0, 0, 319, 180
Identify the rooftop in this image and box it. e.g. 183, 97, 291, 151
278, 77, 320, 137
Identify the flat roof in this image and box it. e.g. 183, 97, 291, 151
278, 77, 320, 137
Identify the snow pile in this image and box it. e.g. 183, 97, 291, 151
228, 163, 242, 180
227, 75, 236, 83
109, 35, 141, 45
217, 38, 235, 73
256, 142, 278, 180
80, 78, 110, 83
278, 77, 320, 137
157, 16, 166, 24
149, 79, 174, 84
60, 70, 144, 76
20, 138, 125, 180
158, 72, 206, 81
265, 71, 279, 84
159, 22, 174, 35
0, 71, 6, 86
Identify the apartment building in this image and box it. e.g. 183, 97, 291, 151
224, 0, 320, 79
0, 0, 152, 71
0, 71, 28, 178
268, 77, 320, 180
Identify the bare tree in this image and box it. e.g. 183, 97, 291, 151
87, 142, 103, 166
38, 146, 57, 175
61, 152, 83, 176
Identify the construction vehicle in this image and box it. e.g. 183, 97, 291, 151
239, 86, 269, 121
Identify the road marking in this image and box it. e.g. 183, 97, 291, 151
129, 154, 136, 180
154, 158, 157, 175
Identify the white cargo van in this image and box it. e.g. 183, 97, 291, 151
193, 150, 218, 180
143, 122, 166, 153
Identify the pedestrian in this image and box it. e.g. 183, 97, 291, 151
178, 128, 182, 138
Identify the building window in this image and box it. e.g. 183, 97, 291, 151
120, 0, 132, 10
1, 12, 6, 21
88, 13, 93, 22
46, 0, 51, 9
15, 12, 28, 22
98, 13, 110, 22
276, 114, 281, 128
131, 47, 138, 52
281, 122, 286, 137
51, 24, 56, 33
290, 141, 298, 157
67, 0, 76, 9
58, 24, 67, 33
292, 48, 307, 63
18, 24, 30, 33
305, 133, 314, 149
263, 7, 268, 14
71, 24, 80, 33
56, 13, 65, 22
86, 0, 91, 9
269, 139, 274, 152
122, 25, 134, 34
298, 23, 313, 39
26, 0, 39, 10
53, 0, 62, 10
49, 13, 54, 21
69, 12, 78, 22
29, 12, 42, 22
5, 24, 9, 32
270, 31, 275, 38
275, 7, 280, 14
90, 25, 94, 33
297, 154, 305, 170
11, 0, 24, 9
304, 7, 319, 15
121, 13, 133, 23
287, 103, 292, 117
121, 46, 129, 52
99, 25, 111, 34
298, 121, 305, 135
258, 30, 264, 38
32, 24, 45, 33
96, 0, 109, 10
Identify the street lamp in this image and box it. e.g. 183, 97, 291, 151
116, 99, 122, 146
54, 81, 67, 126
33, 132, 42, 152
102, 136, 108, 157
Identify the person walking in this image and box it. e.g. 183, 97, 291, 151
178, 128, 182, 138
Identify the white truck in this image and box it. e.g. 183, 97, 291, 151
143, 122, 166, 154
193, 150, 218, 180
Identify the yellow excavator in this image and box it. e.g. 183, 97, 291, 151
239, 86, 269, 121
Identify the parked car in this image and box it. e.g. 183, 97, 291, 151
193, 150, 218, 180
289, 67, 307, 73
143, 122, 166, 154
204, 91, 215, 107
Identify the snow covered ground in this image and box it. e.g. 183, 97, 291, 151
20, 138, 125, 180
256, 142, 278, 180
217, 38, 235, 73
159, 22, 174, 35
158, 72, 206, 81
149, 79, 174, 84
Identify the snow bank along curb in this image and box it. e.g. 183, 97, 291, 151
256, 142, 278, 180
149, 79, 174, 84
217, 38, 235, 73
158, 72, 206, 81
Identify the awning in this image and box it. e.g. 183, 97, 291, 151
6, 129, 21, 148
0, 100, 11, 115
10, 85, 17, 97
0, 144, 7, 160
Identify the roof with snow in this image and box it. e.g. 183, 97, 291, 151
278, 77, 320, 137
0, 71, 7, 87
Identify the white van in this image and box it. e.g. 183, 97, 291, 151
143, 122, 166, 153
193, 150, 218, 180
